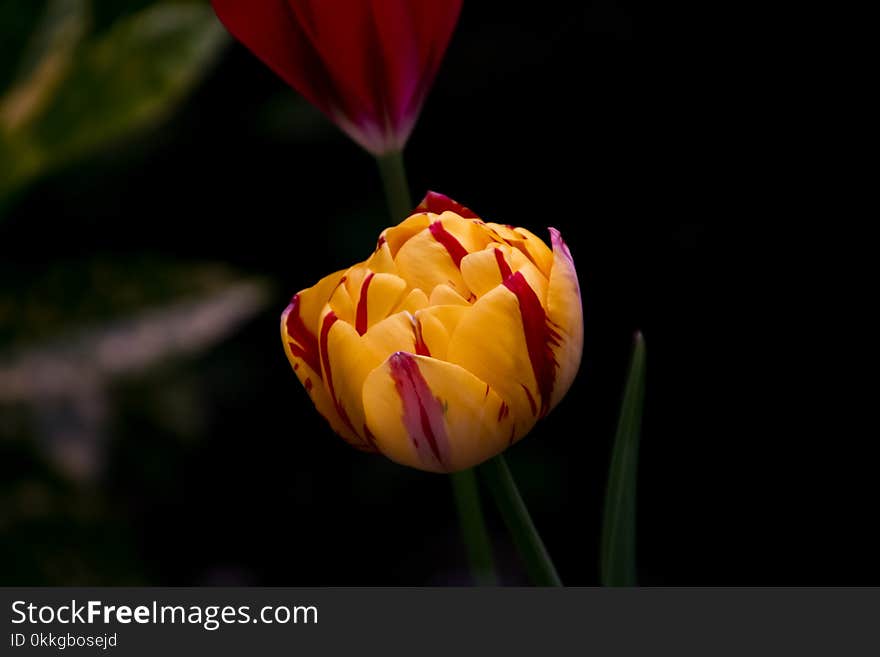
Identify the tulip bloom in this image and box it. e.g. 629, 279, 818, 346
281, 193, 583, 473
211, 0, 462, 155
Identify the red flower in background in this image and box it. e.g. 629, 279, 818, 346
211, 0, 463, 155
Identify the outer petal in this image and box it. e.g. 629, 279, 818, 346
281, 270, 361, 447
362, 352, 517, 473
545, 228, 584, 410
445, 285, 540, 432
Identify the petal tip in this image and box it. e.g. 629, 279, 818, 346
416, 191, 479, 219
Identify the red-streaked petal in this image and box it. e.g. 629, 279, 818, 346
319, 307, 416, 449
354, 272, 408, 336
428, 219, 469, 268
482, 222, 554, 277
394, 226, 470, 297
281, 301, 363, 449
413, 304, 468, 360
503, 272, 561, 419
546, 227, 584, 410
445, 285, 541, 430
460, 247, 511, 299
416, 191, 479, 218
281, 269, 347, 374
363, 352, 516, 473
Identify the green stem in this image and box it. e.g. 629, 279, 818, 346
479, 455, 562, 586
373, 148, 497, 586
450, 469, 497, 585
375, 150, 412, 221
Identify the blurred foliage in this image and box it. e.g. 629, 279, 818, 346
0, 256, 254, 349
0, 0, 227, 204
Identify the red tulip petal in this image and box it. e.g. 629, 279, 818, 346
369, 0, 463, 139
285, 0, 383, 126
211, 0, 333, 116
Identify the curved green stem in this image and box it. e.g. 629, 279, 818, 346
479, 455, 562, 586
375, 150, 412, 221
374, 148, 497, 586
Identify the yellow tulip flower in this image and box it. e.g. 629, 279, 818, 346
281, 192, 583, 473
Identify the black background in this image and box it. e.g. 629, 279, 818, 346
1, 1, 872, 586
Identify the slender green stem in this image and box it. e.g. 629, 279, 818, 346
451, 469, 497, 585
479, 455, 562, 586
375, 150, 412, 221
373, 148, 497, 586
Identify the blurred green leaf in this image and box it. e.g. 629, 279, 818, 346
600, 331, 646, 587
0, 1, 227, 201
0, 0, 52, 90
0, 257, 259, 350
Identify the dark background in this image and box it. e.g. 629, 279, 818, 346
1, 1, 871, 586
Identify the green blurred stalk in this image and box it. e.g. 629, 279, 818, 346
479, 455, 562, 586
375, 150, 412, 222
600, 331, 646, 586
451, 468, 497, 585
374, 148, 498, 586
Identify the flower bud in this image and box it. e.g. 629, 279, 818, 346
281, 192, 583, 473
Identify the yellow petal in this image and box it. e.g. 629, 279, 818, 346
394, 226, 470, 298
481, 222, 524, 248
546, 228, 584, 410
513, 227, 554, 277
460, 247, 509, 299
457, 243, 548, 303
445, 285, 540, 431
327, 271, 355, 325
483, 222, 554, 278
281, 288, 364, 449
353, 271, 408, 335
431, 211, 494, 253
379, 213, 429, 257
364, 241, 397, 274
291, 269, 347, 337
319, 308, 416, 449
361, 311, 417, 361
508, 247, 549, 302
413, 304, 468, 360
362, 352, 517, 473
429, 283, 471, 306
394, 287, 430, 314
